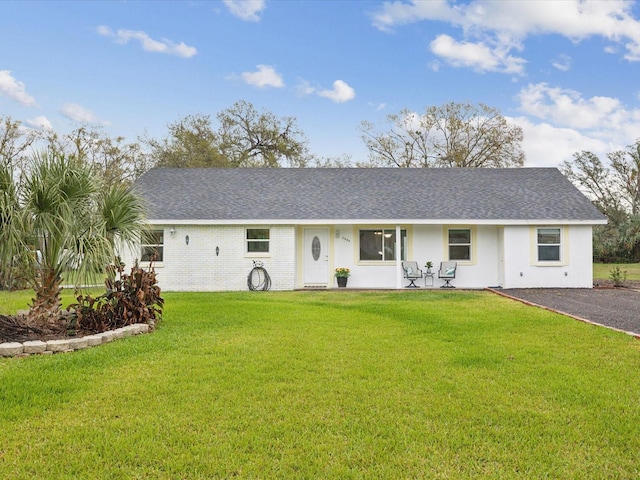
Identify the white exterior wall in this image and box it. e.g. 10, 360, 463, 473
502, 225, 594, 288
123, 222, 595, 291
329, 224, 593, 289
331, 225, 502, 289
123, 225, 296, 292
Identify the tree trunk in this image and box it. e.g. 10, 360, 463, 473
29, 269, 63, 325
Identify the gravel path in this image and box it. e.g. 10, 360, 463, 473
492, 287, 640, 338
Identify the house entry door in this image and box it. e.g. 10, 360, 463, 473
303, 228, 329, 286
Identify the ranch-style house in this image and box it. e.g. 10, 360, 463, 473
123, 167, 607, 291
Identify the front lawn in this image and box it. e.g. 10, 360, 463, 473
1, 291, 638, 479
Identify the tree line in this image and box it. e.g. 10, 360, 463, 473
2, 99, 639, 267
562, 141, 640, 263
0, 100, 525, 186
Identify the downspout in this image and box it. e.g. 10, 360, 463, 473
396, 224, 402, 289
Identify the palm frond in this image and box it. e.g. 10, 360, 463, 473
99, 183, 148, 252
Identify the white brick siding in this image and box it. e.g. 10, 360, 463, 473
121, 222, 595, 291
122, 225, 296, 292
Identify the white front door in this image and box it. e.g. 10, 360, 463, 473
303, 228, 329, 286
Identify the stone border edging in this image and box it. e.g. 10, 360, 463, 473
0, 323, 151, 358
485, 288, 640, 340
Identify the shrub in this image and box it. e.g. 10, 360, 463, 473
69, 260, 164, 332
609, 266, 627, 287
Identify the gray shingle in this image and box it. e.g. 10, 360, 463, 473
134, 167, 606, 222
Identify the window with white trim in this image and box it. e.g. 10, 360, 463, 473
448, 228, 471, 261
141, 230, 164, 262
246, 228, 270, 253
359, 229, 406, 261
537, 227, 561, 262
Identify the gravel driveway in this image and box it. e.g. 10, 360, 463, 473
491, 287, 640, 338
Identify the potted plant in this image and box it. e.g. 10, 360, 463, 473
334, 267, 350, 287
425, 261, 433, 274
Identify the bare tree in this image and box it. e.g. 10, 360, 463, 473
0, 116, 41, 170
142, 114, 227, 168
217, 100, 310, 168
360, 102, 525, 168
608, 140, 640, 216
45, 125, 152, 187
144, 101, 311, 168
563, 139, 640, 261
563, 141, 640, 217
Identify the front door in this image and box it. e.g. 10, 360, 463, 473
303, 228, 329, 286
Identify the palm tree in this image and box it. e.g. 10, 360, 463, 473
11, 151, 147, 323
0, 162, 29, 290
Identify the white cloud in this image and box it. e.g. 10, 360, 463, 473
298, 79, 356, 103
512, 116, 611, 168
96, 25, 111, 36
97, 25, 197, 58
241, 65, 284, 88
371, 0, 461, 32
368, 102, 387, 112
0, 70, 37, 106
513, 82, 640, 167
551, 54, 571, 71
223, 0, 266, 22
317, 80, 356, 103
25, 116, 52, 130
295, 79, 316, 96
430, 34, 526, 74
371, 0, 640, 73
60, 103, 99, 123
517, 83, 636, 133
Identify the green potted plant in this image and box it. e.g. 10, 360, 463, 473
334, 267, 350, 287
425, 261, 433, 274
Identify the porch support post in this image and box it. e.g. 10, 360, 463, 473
396, 224, 402, 289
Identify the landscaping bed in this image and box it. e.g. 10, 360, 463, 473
0, 313, 93, 343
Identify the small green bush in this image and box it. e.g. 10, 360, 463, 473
609, 265, 628, 287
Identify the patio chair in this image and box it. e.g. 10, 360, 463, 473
401, 261, 423, 288
438, 261, 457, 288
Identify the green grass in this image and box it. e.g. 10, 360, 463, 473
0, 290, 639, 479
0, 288, 105, 314
61, 269, 103, 288
594, 262, 640, 281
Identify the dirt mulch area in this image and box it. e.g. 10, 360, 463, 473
0, 314, 96, 344
493, 282, 640, 338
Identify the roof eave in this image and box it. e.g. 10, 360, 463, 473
146, 218, 608, 226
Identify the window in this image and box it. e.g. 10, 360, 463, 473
247, 228, 269, 253
359, 229, 406, 261
141, 230, 164, 262
448, 229, 471, 261
537, 228, 561, 262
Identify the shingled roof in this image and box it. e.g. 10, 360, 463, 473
134, 167, 607, 224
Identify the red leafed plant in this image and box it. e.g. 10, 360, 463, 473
68, 259, 164, 333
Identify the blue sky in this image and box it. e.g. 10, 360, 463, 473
2, 0, 640, 168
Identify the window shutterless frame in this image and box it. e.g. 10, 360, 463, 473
359, 229, 407, 262
447, 228, 471, 261
537, 227, 561, 262
141, 230, 164, 262
246, 228, 270, 253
